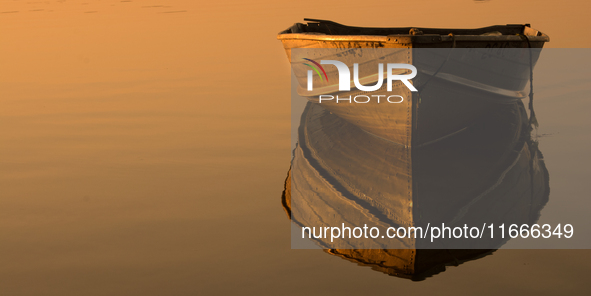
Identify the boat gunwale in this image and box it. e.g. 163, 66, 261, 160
277, 33, 549, 43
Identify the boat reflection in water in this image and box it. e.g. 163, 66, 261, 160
282, 98, 549, 280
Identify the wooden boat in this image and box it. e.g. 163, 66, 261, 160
278, 19, 549, 146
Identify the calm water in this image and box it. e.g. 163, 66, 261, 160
1, 0, 590, 295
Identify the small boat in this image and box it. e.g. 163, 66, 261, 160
278, 19, 549, 146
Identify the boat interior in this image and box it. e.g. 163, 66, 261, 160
280, 18, 546, 37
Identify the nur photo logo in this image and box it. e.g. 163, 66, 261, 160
302, 58, 418, 104
303, 58, 418, 92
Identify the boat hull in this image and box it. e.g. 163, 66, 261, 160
280, 20, 548, 146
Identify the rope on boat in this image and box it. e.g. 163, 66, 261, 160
519, 34, 538, 131
416, 33, 456, 92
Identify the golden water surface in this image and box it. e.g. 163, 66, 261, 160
1, 0, 590, 295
